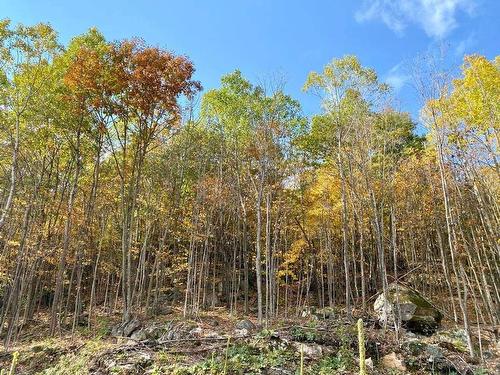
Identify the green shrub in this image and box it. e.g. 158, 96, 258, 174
291, 327, 318, 342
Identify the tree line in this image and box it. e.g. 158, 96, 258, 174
0, 21, 498, 354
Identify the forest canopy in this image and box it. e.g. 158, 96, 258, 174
0, 20, 498, 359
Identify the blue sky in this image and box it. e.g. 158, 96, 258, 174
2, 0, 499, 130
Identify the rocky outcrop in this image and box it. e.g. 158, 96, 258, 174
381, 352, 407, 372
15, 313, 497, 375
312, 306, 336, 320
111, 319, 142, 338
130, 324, 164, 341
401, 333, 477, 375
374, 283, 442, 334
235, 319, 256, 331
292, 341, 323, 359
89, 346, 152, 375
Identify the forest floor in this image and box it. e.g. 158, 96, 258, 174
0, 306, 498, 374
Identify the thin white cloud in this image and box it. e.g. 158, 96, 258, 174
355, 0, 476, 39
384, 63, 409, 92
455, 33, 476, 57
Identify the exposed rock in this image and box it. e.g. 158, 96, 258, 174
235, 328, 250, 337
204, 329, 223, 339
235, 319, 256, 331
424, 346, 475, 374
401, 335, 479, 374
312, 306, 336, 320
129, 320, 202, 343
130, 328, 149, 342
130, 324, 165, 341
148, 304, 173, 316
425, 344, 444, 362
292, 342, 323, 359
365, 357, 373, 370
403, 338, 427, 356
161, 320, 199, 341
124, 319, 141, 337
435, 328, 469, 353
374, 283, 442, 334
189, 327, 203, 337
111, 319, 142, 338
381, 352, 407, 372
90, 347, 152, 375
400, 327, 417, 339
300, 306, 313, 318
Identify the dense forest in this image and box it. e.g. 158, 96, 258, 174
0, 20, 498, 374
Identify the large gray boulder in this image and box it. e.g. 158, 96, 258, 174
130, 324, 165, 341
374, 283, 442, 335
235, 319, 256, 331
111, 318, 142, 338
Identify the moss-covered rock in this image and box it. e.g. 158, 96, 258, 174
435, 328, 469, 353
374, 283, 442, 335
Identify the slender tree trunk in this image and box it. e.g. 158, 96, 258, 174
0, 116, 20, 232
50, 131, 82, 335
